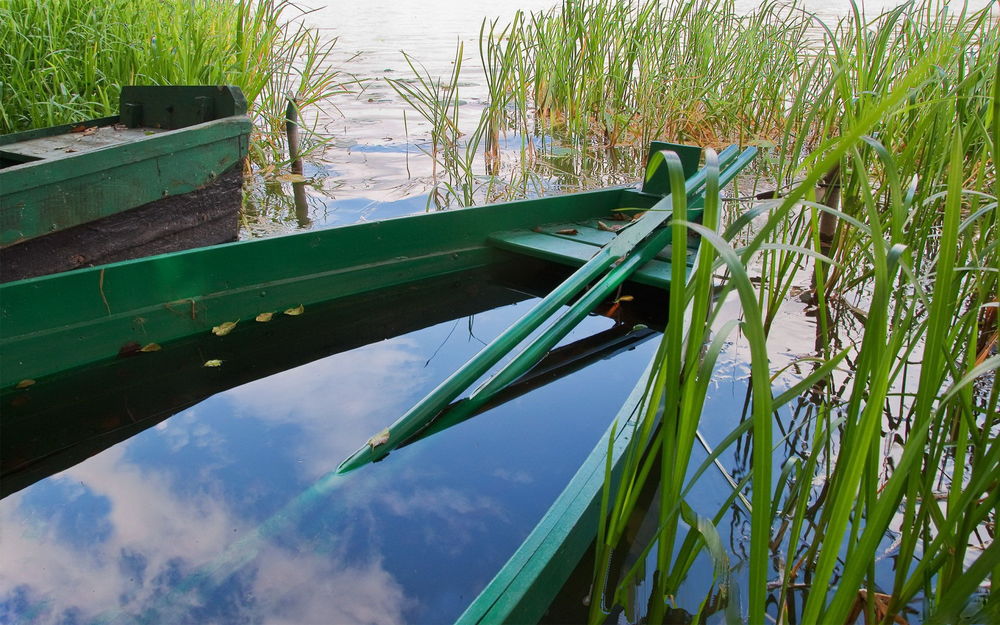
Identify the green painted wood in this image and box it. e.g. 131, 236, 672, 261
2, 268, 533, 498
642, 141, 702, 196
453, 216, 687, 417
455, 145, 759, 625
119, 85, 247, 129
488, 229, 677, 289
0, 116, 119, 147
334, 148, 722, 475
335, 145, 758, 476
0, 186, 627, 387
1, 118, 250, 246
0, 86, 251, 247
456, 358, 655, 625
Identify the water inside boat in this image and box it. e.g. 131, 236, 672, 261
0, 268, 666, 623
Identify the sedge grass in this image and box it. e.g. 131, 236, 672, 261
384, 0, 997, 617
582, 9, 999, 621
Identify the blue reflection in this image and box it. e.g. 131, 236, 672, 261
121, 402, 307, 522
19, 480, 113, 551
0, 300, 657, 624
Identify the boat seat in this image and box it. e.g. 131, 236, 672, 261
487, 217, 698, 291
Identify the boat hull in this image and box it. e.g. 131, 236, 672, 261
0, 185, 678, 388
0, 86, 251, 280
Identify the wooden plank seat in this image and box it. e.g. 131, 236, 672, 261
487, 215, 700, 290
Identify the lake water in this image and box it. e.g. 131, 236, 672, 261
242, 0, 996, 235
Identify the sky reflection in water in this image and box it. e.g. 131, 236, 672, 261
0, 297, 657, 624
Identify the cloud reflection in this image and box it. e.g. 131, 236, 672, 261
0, 340, 437, 624
224, 337, 428, 479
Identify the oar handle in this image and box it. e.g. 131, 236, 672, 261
336, 146, 753, 475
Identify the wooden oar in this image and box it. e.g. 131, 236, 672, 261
393, 146, 757, 447
336, 146, 750, 475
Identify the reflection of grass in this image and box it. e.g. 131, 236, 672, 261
0, 0, 351, 165
583, 4, 999, 622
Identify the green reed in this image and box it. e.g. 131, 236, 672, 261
0, 0, 350, 164
583, 2, 999, 621
382, 1, 996, 616
476, 0, 817, 152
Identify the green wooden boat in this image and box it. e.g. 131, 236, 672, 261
0, 140, 755, 623
0, 85, 251, 282
1, 267, 659, 498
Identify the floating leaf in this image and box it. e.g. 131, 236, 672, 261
204, 359, 223, 367
15, 379, 35, 389
275, 173, 308, 183
284, 304, 305, 316
614, 295, 635, 303
555, 228, 579, 235
255, 312, 274, 322
212, 321, 238, 336
367, 428, 391, 448
140, 343, 161, 352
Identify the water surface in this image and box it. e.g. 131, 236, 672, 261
0, 275, 661, 624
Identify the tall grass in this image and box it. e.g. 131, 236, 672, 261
477, 0, 818, 151
580, 1, 999, 622
378, 0, 996, 618
0, 0, 350, 164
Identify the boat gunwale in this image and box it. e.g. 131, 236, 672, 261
456, 357, 655, 624
0, 116, 251, 193
1, 185, 645, 386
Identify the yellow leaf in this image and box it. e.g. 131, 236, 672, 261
140, 343, 162, 352
15, 379, 35, 389
613, 295, 634, 303
204, 359, 223, 367
284, 304, 305, 316
367, 428, 391, 448
212, 321, 238, 336
255, 312, 274, 322
275, 173, 308, 183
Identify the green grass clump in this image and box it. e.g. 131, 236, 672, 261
0, 0, 349, 164
383, 0, 996, 620
480, 0, 816, 150
582, 2, 999, 622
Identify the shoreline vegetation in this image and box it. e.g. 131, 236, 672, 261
1, 0, 997, 622
396, 0, 997, 621
0, 0, 349, 165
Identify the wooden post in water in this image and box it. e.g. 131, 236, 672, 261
285, 97, 310, 226
817, 165, 841, 257
813, 164, 841, 354
285, 97, 303, 175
